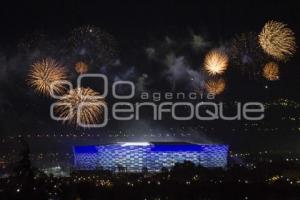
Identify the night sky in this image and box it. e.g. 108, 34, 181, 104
0, 0, 300, 151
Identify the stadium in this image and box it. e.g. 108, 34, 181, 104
73, 142, 229, 172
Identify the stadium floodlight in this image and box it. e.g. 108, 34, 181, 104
120, 142, 150, 146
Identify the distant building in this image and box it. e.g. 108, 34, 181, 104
42, 166, 69, 177
73, 142, 229, 172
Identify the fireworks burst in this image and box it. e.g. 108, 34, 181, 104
70, 25, 117, 64
259, 21, 296, 60
54, 87, 105, 126
263, 62, 280, 81
204, 50, 229, 75
205, 78, 226, 95
28, 58, 67, 96
231, 32, 265, 79
75, 61, 88, 74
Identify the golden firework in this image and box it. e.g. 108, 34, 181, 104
259, 21, 296, 60
28, 58, 67, 96
263, 62, 280, 81
54, 87, 105, 126
205, 78, 226, 95
204, 50, 229, 75
75, 61, 88, 74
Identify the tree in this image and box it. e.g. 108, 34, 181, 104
142, 166, 148, 174
14, 137, 33, 178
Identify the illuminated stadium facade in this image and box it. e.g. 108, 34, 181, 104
73, 142, 229, 172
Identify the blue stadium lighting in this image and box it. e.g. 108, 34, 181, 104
150, 144, 204, 151
73, 142, 229, 172
74, 146, 98, 154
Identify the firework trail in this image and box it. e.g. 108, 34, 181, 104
70, 25, 117, 64
231, 32, 265, 79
